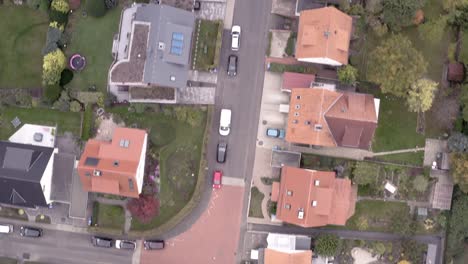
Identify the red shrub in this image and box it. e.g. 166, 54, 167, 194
127, 195, 159, 223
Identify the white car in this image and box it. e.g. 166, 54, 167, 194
219, 109, 232, 136
115, 239, 136, 250
231, 25, 241, 51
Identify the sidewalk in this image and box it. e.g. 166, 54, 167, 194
0, 216, 88, 234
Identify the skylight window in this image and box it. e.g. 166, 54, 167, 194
170, 32, 184, 56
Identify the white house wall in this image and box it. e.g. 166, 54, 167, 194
135, 134, 148, 193
297, 57, 342, 66
40, 148, 59, 205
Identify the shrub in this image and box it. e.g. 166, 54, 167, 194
60, 69, 74, 86
127, 195, 160, 223
269, 62, 316, 74
49, 8, 69, 24
85, 0, 107, 17
337, 64, 358, 85
104, 0, 117, 9
44, 84, 62, 103
366, 0, 383, 14
315, 234, 341, 257
285, 32, 296, 56
42, 27, 62, 55
69, 100, 82, 112
52, 90, 70, 111
51, 0, 69, 13
348, 4, 365, 16
49, 21, 64, 31
42, 49, 66, 85
412, 175, 429, 192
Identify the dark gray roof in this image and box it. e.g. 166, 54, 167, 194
295, 0, 328, 14
271, 150, 302, 168
0, 141, 54, 208
50, 153, 75, 203
135, 4, 195, 88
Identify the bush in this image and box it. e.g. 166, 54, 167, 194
315, 234, 341, 257
52, 90, 71, 111
42, 49, 67, 85
85, 0, 107, 17
366, 0, 383, 14
51, 0, 69, 13
44, 84, 62, 103
127, 195, 160, 223
337, 64, 358, 85
70, 100, 82, 112
412, 175, 429, 192
269, 62, 316, 74
285, 32, 296, 56
104, 0, 118, 9
348, 4, 365, 16
60, 69, 74, 86
49, 8, 69, 25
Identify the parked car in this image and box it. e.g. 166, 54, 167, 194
219, 109, 232, 136
266, 128, 285, 138
91, 236, 113, 248
144, 240, 165, 250
19, 226, 42, 238
231, 25, 241, 51
227, 55, 238, 77
0, 224, 13, 234
212, 170, 223, 189
115, 239, 136, 250
217, 142, 227, 163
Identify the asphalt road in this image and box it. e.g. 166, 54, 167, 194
0, 223, 133, 264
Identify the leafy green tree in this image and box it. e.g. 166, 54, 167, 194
449, 4, 468, 30
353, 162, 379, 185
382, 0, 424, 31
371, 242, 386, 255
412, 175, 429, 192
418, 16, 448, 43
443, 0, 468, 12
446, 189, 468, 259
368, 34, 427, 97
70, 100, 82, 112
51, 0, 69, 13
42, 49, 66, 85
448, 133, 468, 152
406, 78, 438, 113
85, 0, 107, 17
401, 239, 425, 263
450, 152, 468, 192
315, 234, 341, 257
337, 65, 358, 85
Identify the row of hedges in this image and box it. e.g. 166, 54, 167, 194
268, 62, 317, 74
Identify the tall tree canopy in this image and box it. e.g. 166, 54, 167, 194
368, 34, 427, 97
450, 152, 468, 192
406, 78, 438, 113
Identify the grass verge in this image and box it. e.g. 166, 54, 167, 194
192, 20, 222, 70
249, 187, 264, 218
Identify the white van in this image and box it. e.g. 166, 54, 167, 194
0, 224, 13, 233
231, 25, 241, 51
219, 109, 232, 136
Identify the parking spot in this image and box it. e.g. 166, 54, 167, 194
140, 186, 244, 264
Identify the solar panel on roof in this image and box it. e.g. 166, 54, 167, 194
85, 157, 100, 166
170, 32, 184, 56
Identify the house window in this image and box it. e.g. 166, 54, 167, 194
294, 112, 299, 117
287, 190, 293, 196
295, 104, 300, 110
296, 95, 301, 100
113, 160, 119, 167
312, 200, 318, 207
314, 180, 320, 186
128, 179, 134, 191
93, 170, 102, 177
314, 124, 322, 131
284, 204, 291, 209
119, 139, 130, 148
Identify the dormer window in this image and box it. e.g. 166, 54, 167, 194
296, 95, 301, 100
298, 209, 304, 219
113, 160, 119, 167
284, 204, 291, 209
294, 112, 299, 117
314, 180, 320, 186
295, 104, 300, 110
312, 200, 317, 207
93, 170, 102, 177
314, 124, 322, 131
287, 190, 293, 196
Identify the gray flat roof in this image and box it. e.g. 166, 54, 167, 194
271, 150, 302, 168
135, 4, 195, 88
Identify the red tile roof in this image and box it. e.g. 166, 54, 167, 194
282, 72, 316, 91
296, 6, 352, 65
273, 166, 356, 227
77, 127, 147, 198
286, 88, 378, 149
264, 249, 313, 264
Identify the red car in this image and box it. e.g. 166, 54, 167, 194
212, 170, 222, 189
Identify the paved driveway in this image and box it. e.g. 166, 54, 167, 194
140, 186, 244, 264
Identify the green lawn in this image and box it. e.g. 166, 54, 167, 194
346, 200, 410, 232
192, 20, 222, 70
94, 202, 125, 230
248, 187, 265, 218
373, 151, 424, 166
0, 106, 81, 140
108, 106, 207, 231
0, 257, 17, 264
65, 6, 122, 93
0, 6, 48, 88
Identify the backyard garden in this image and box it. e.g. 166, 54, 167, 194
108, 105, 208, 232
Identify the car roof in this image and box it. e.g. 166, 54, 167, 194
232, 25, 241, 32
214, 171, 222, 177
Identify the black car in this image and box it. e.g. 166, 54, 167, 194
217, 142, 227, 163
227, 55, 237, 77
19, 226, 42, 238
91, 236, 113, 248
115, 239, 136, 250
144, 240, 165, 250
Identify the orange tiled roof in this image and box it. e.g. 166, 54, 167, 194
286, 88, 378, 149
77, 127, 147, 197
296, 6, 352, 65
274, 166, 356, 227
264, 248, 312, 264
